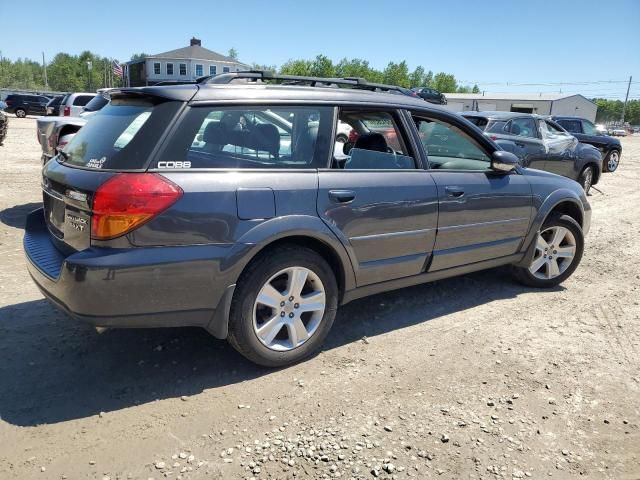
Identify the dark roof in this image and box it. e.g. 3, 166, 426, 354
148, 44, 245, 64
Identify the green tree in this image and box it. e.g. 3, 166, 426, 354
432, 72, 458, 93
472, 84, 480, 94
382, 61, 410, 88
409, 66, 425, 88
228, 48, 239, 60
129, 52, 148, 62
279, 59, 313, 76
309, 55, 335, 78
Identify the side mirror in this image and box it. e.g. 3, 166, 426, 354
491, 150, 519, 172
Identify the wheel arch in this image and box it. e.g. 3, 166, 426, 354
515, 192, 586, 268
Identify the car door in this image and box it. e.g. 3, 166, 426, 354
504, 117, 547, 170
317, 108, 439, 287
539, 119, 578, 177
410, 112, 533, 271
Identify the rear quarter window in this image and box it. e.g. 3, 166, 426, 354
60, 99, 181, 170
157, 105, 333, 169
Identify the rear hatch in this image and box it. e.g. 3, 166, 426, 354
41, 93, 185, 253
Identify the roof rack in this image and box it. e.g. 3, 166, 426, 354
197, 70, 415, 96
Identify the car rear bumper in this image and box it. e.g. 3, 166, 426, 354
24, 208, 236, 337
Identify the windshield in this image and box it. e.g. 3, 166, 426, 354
60, 99, 180, 170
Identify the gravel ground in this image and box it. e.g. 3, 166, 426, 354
0, 117, 638, 480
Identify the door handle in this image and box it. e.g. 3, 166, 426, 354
445, 186, 465, 198
328, 190, 356, 203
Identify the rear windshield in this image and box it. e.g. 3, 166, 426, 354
464, 116, 489, 129
83, 95, 109, 112
60, 99, 180, 170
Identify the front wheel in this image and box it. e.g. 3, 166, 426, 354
227, 246, 338, 367
511, 214, 584, 288
603, 150, 620, 173
578, 166, 594, 194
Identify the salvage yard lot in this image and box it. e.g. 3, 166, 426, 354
0, 118, 638, 479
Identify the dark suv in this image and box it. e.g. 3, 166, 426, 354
552, 116, 622, 173
4, 93, 50, 117
412, 87, 447, 105
24, 72, 591, 367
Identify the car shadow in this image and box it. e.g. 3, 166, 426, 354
0, 268, 563, 426
0, 202, 41, 229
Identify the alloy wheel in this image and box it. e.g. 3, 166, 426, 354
529, 226, 576, 280
607, 151, 620, 172
252, 266, 326, 351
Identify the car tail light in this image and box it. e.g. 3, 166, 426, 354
489, 135, 498, 140
348, 129, 359, 143
63, 106, 71, 116
6, 99, 13, 106
91, 173, 183, 240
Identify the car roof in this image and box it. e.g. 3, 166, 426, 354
113, 83, 445, 111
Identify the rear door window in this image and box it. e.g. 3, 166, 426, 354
73, 95, 94, 106
157, 106, 333, 169
556, 119, 582, 133
60, 98, 181, 170
333, 110, 416, 170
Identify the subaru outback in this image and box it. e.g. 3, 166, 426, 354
24, 72, 591, 367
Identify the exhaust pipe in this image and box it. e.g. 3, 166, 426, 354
95, 326, 109, 334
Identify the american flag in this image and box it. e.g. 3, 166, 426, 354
112, 60, 123, 78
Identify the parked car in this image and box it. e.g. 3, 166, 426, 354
36, 89, 113, 164
412, 86, 447, 105
611, 128, 627, 137
0, 110, 8, 145
552, 116, 622, 172
36, 115, 87, 164
3, 93, 50, 117
58, 92, 96, 116
46, 95, 66, 116
25, 72, 591, 367
462, 112, 602, 193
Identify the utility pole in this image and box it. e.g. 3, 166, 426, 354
621, 75, 632, 124
87, 61, 93, 91
42, 52, 49, 90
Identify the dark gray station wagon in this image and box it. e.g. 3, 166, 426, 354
25, 72, 591, 366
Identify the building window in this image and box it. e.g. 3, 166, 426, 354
209, 65, 217, 76
223, 66, 230, 73
153, 62, 161, 75
179, 63, 187, 76
166, 63, 174, 75
195, 64, 203, 77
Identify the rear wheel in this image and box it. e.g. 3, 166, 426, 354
15, 108, 26, 118
511, 214, 583, 288
227, 246, 338, 367
578, 166, 594, 194
603, 150, 620, 172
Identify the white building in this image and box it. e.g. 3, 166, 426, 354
443, 92, 597, 122
126, 37, 250, 87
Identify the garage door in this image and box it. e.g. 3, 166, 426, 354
478, 102, 497, 111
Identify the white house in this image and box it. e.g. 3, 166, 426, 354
126, 37, 250, 87
443, 92, 597, 122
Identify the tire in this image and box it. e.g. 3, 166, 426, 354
227, 245, 338, 367
15, 108, 26, 118
603, 149, 620, 173
578, 166, 594, 194
336, 133, 348, 144
511, 214, 584, 288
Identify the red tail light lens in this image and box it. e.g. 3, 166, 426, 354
348, 129, 359, 143
91, 173, 183, 240
489, 135, 498, 140
63, 106, 71, 116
